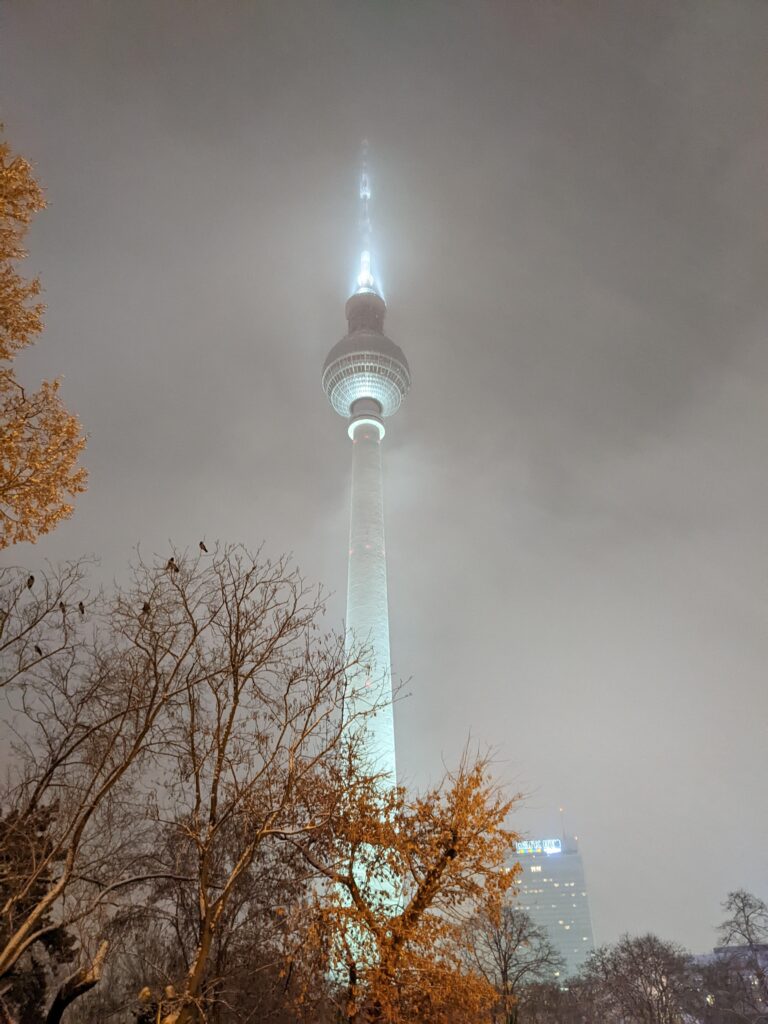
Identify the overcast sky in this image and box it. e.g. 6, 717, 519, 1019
2, 0, 767, 954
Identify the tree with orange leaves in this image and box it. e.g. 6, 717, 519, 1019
291, 751, 522, 1024
0, 131, 86, 547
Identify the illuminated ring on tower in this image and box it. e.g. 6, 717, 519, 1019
322, 331, 411, 419
348, 416, 385, 441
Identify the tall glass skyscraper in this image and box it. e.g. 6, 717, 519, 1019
514, 836, 595, 979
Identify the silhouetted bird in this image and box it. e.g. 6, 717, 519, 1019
166, 557, 179, 573
199, 541, 208, 553
59, 601, 66, 614
141, 602, 151, 615
26, 575, 34, 589
34, 645, 42, 656
78, 601, 85, 616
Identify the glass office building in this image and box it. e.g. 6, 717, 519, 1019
513, 836, 595, 979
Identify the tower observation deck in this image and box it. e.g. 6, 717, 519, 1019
322, 144, 410, 783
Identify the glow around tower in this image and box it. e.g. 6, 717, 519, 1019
322, 143, 410, 782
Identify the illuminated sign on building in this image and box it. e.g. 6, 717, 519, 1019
515, 838, 562, 856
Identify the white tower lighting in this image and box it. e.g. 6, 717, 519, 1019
322, 143, 410, 783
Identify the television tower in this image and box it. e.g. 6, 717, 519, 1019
322, 142, 411, 783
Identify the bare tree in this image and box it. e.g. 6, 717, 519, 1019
517, 980, 590, 1024
0, 550, 211, 1020
0, 559, 92, 690
43, 939, 108, 1024
580, 934, 694, 1024
719, 893, 768, 951
465, 906, 564, 1024
66, 838, 311, 1024
115, 545, 371, 1024
709, 890, 768, 1020
0, 544, 368, 1024
0, 635, 175, 983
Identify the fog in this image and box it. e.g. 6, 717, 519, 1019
2, 0, 767, 953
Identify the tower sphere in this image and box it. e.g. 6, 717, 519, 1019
322, 292, 411, 419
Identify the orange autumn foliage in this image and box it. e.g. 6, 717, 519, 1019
0, 133, 86, 547
295, 753, 522, 1024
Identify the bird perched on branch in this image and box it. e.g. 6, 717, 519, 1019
26, 575, 34, 589
140, 602, 151, 616
199, 541, 208, 553
166, 557, 179, 573
78, 601, 85, 616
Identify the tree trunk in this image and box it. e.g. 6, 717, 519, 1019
45, 941, 108, 1024
175, 922, 216, 1024
0, 991, 17, 1024
345, 962, 358, 1024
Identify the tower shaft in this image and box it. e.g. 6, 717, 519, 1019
346, 420, 396, 781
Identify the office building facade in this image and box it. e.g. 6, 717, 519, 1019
514, 836, 595, 978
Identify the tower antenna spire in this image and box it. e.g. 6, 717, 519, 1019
356, 138, 377, 295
